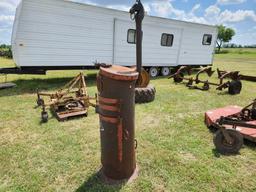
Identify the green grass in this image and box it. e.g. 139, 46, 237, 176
0, 49, 256, 192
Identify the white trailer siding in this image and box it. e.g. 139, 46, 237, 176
12, 0, 217, 68
114, 19, 182, 67
179, 27, 217, 65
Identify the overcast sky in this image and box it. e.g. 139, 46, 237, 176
0, 0, 256, 45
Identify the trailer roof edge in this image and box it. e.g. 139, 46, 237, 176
62, 0, 217, 29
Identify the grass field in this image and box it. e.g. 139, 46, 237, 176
0, 49, 256, 192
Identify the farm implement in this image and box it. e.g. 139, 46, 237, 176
205, 99, 256, 154
36, 73, 96, 122
217, 68, 256, 82
169, 66, 242, 95
0, 74, 16, 90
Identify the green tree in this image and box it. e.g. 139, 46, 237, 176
216, 25, 235, 52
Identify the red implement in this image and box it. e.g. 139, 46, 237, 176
205, 106, 256, 142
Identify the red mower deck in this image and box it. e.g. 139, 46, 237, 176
205, 106, 256, 142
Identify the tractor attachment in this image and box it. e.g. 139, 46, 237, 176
205, 99, 256, 154
36, 73, 96, 122
169, 66, 242, 94
0, 74, 16, 90
217, 68, 256, 82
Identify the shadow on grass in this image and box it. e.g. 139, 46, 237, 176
76, 172, 123, 192
212, 148, 242, 157
0, 73, 97, 97
244, 139, 256, 151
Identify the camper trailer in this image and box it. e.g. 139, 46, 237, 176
7, 0, 218, 77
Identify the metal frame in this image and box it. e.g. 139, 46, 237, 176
214, 99, 256, 143
36, 73, 96, 122
169, 66, 242, 94
217, 68, 256, 82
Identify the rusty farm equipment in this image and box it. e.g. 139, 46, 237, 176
205, 99, 256, 154
36, 73, 96, 122
169, 66, 242, 95
0, 74, 16, 90
217, 68, 256, 82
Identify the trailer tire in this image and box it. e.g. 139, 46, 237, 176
213, 129, 243, 154
135, 85, 156, 104
161, 67, 171, 76
149, 67, 159, 78
228, 80, 242, 95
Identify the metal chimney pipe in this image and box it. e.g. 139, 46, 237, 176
130, 0, 145, 74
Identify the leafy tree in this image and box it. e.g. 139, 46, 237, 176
216, 25, 235, 52
0, 44, 12, 58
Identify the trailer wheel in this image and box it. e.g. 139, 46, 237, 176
173, 73, 184, 83
228, 80, 242, 95
149, 67, 159, 78
135, 85, 156, 104
161, 67, 171, 76
213, 129, 243, 154
41, 111, 49, 123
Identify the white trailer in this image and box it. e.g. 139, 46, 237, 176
8, 0, 218, 77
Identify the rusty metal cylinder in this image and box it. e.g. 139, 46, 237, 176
96, 65, 138, 181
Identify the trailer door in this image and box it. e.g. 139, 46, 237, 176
178, 28, 216, 66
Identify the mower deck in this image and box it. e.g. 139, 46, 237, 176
205, 106, 256, 142
52, 100, 88, 121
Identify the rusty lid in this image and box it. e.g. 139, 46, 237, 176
99, 65, 139, 81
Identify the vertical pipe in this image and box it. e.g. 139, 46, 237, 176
112, 18, 116, 64
130, 0, 145, 74
136, 19, 142, 74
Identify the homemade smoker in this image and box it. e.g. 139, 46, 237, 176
96, 0, 148, 183
205, 99, 256, 154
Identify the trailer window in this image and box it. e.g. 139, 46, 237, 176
203, 34, 212, 45
127, 29, 136, 44
161, 33, 173, 47
127, 29, 143, 44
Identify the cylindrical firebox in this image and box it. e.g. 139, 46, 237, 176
97, 65, 138, 181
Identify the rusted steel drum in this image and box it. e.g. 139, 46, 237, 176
97, 65, 138, 181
